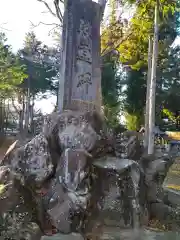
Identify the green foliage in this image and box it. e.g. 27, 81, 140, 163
103, 103, 120, 129
154, 44, 180, 128
160, 46, 180, 110
19, 57, 57, 95
0, 32, 27, 135
101, 0, 125, 56
19, 32, 58, 96
162, 108, 176, 123
101, 0, 125, 129
101, 55, 120, 105
101, 53, 122, 129
124, 68, 146, 130
118, 0, 177, 69
0, 33, 27, 93
115, 0, 180, 130
125, 113, 143, 130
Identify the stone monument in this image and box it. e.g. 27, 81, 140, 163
58, 0, 102, 112
1, 1, 180, 239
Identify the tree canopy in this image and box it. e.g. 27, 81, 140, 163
0, 33, 27, 94
116, 0, 180, 130
18, 32, 58, 96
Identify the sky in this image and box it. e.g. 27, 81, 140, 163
0, 0, 59, 114
0, 0, 59, 52
0, 0, 179, 113
0, 0, 179, 51
0, 0, 100, 114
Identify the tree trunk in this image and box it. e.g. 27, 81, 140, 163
98, 0, 108, 20
19, 94, 25, 135
144, 37, 153, 150
148, 1, 159, 155
24, 80, 31, 137
4, 98, 9, 133
0, 98, 5, 147
0, 98, 4, 133
29, 96, 35, 135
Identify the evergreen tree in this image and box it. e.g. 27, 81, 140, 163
101, 53, 123, 129
0, 33, 26, 92
119, 0, 180, 130
125, 68, 146, 130
15, 32, 58, 134
0, 32, 27, 136
19, 32, 57, 96
101, 0, 124, 129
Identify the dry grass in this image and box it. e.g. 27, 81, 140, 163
0, 137, 16, 161
170, 163, 180, 169
0, 184, 5, 194
169, 170, 180, 176
148, 220, 168, 231
166, 184, 180, 191
166, 131, 180, 140
165, 161, 180, 190
148, 220, 173, 232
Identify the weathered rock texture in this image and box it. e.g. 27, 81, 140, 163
122, 131, 180, 228
0, 110, 113, 239
58, 0, 102, 112
0, 114, 180, 240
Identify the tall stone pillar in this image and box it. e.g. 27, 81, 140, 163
58, 0, 102, 112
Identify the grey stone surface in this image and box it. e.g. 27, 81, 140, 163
93, 156, 137, 173
41, 233, 83, 240
40, 229, 180, 240
163, 187, 180, 206
101, 228, 180, 240
58, 0, 102, 112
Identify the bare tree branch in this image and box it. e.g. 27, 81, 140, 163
0, 22, 11, 31
101, 30, 133, 57
11, 98, 21, 114
37, 0, 64, 25
37, 0, 57, 17
29, 20, 60, 29
48, 26, 60, 36
54, 0, 63, 23
0, 27, 11, 31
41, 10, 51, 14
0, 22, 8, 25
8, 111, 19, 122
